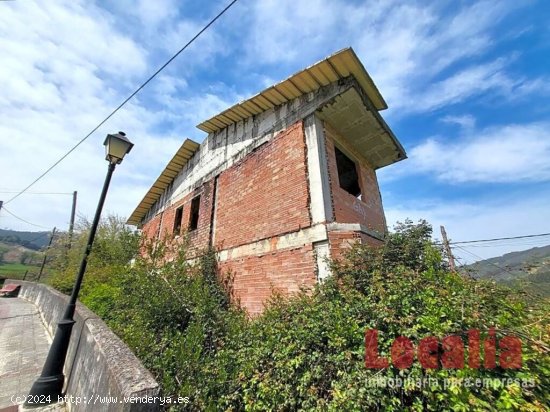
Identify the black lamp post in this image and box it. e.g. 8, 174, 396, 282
26, 132, 133, 406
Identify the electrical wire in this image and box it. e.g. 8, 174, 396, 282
3, 0, 239, 206
464, 240, 550, 248
451, 232, 550, 245
0, 191, 73, 195
0, 206, 50, 229
452, 244, 527, 278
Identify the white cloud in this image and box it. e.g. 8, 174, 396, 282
403, 122, 550, 183
131, 0, 179, 27
440, 114, 476, 130
243, 0, 546, 115
0, 0, 222, 232
409, 57, 550, 113
0, 0, 547, 237
245, 0, 342, 65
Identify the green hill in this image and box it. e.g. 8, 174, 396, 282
0, 228, 51, 250
466, 244, 550, 297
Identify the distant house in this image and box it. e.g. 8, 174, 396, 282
128, 48, 406, 315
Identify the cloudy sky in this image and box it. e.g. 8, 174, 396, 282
0, 0, 549, 263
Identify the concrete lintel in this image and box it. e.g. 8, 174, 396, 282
326, 222, 385, 241
218, 224, 328, 262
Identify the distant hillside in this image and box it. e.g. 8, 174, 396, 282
0, 228, 51, 250
466, 244, 550, 298
0, 242, 41, 264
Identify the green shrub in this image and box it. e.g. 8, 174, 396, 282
217, 220, 549, 411
46, 218, 549, 411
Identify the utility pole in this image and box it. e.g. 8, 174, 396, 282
67, 191, 77, 249
38, 227, 56, 282
440, 225, 456, 272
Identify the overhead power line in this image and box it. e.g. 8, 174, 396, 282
0, 206, 50, 229
452, 244, 527, 279
450, 232, 550, 245
0, 191, 73, 195
464, 239, 550, 248
4, 0, 239, 206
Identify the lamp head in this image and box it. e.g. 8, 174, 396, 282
103, 131, 134, 164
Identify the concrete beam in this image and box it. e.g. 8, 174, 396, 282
217, 224, 328, 261
327, 222, 385, 241
303, 114, 333, 224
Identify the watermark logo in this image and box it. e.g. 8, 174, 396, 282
365, 328, 522, 370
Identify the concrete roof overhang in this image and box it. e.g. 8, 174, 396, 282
127, 139, 200, 226
316, 86, 407, 169
197, 47, 388, 133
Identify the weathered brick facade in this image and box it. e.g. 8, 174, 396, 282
219, 244, 316, 315
214, 122, 311, 250
130, 49, 406, 315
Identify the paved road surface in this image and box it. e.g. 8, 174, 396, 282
0, 297, 51, 410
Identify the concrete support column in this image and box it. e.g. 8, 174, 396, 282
303, 114, 333, 224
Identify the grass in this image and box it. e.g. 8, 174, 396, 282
0, 262, 42, 280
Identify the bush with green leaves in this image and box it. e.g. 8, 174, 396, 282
48, 215, 139, 295
105, 237, 246, 410
46, 217, 548, 411
216, 220, 549, 411
48, 223, 245, 410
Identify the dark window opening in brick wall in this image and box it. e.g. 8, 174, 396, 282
173, 206, 183, 234
335, 146, 361, 198
189, 196, 200, 231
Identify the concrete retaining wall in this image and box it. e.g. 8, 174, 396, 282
7, 280, 160, 412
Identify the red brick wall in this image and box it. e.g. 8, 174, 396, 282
141, 179, 216, 257
141, 212, 162, 241
141, 120, 311, 258
139, 117, 391, 315
328, 231, 383, 261
214, 121, 311, 250
218, 245, 317, 315
324, 122, 386, 234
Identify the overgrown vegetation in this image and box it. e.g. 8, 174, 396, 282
47, 217, 549, 411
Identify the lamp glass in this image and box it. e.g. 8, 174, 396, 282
104, 133, 133, 164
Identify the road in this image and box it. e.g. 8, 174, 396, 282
0, 297, 51, 410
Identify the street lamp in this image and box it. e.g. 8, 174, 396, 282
26, 132, 133, 406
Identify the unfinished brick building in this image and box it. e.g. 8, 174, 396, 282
128, 48, 406, 315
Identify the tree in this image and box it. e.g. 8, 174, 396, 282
19, 250, 39, 265
48, 215, 140, 291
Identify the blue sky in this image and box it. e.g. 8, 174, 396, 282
0, 0, 549, 262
